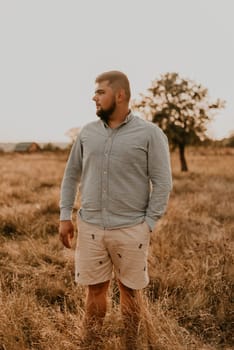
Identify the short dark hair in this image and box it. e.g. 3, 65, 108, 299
95, 70, 131, 101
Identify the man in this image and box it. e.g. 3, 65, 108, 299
59, 71, 172, 348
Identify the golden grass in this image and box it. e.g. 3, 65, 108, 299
0, 148, 233, 350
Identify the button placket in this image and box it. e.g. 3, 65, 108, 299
101, 134, 112, 226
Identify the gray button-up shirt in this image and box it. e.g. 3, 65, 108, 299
60, 112, 172, 231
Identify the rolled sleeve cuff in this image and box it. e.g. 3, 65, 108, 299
60, 209, 72, 221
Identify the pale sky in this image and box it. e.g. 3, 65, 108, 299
0, 0, 233, 142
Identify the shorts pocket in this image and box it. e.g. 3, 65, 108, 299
142, 221, 151, 233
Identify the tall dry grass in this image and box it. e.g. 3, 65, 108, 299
0, 148, 233, 350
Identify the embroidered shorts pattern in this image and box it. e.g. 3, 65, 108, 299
75, 220, 151, 290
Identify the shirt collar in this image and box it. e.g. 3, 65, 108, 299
103, 110, 133, 128
122, 110, 133, 125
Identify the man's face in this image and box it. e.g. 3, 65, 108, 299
93, 80, 116, 121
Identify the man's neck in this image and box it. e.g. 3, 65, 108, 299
108, 109, 130, 129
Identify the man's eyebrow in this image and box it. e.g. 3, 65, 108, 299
95, 88, 105, 94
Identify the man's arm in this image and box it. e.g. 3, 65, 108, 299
59, 135, 83, 247
145, 126, 173, 231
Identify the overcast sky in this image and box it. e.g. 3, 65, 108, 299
0, 0, 233, 142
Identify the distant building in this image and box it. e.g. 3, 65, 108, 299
15, 142, 41, 153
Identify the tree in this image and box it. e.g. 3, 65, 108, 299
132, 72, 225, 171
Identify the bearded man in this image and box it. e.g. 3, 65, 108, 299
59, 70, 172, 349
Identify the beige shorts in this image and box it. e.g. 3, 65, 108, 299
75, 220, 151, 290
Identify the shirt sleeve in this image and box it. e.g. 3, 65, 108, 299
145, 125, 173, 231
59, 134, 83, 221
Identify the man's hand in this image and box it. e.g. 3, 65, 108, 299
59, 220, 74, 248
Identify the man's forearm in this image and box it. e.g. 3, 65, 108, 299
146, 126, 173, 231
60, 136, 83, 221
60, 170, 80, 220
145, 184, 171, 231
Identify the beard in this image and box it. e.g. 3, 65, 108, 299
96, 100, 116, 123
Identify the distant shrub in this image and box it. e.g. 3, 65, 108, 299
42, 143, 60, 152
224, 135, 234, 147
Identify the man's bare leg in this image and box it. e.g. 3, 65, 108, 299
82, 280, 110, 347
118, 280, 141, 349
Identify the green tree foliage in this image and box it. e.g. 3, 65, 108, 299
133, 72, 225, 171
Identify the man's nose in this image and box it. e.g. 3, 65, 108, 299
92, 95, 97, 102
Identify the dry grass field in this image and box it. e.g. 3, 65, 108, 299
0, 147, 233, 350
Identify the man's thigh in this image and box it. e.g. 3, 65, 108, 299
75, 220, 112, 285
105, 222, 150, 290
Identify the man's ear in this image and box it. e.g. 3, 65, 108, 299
116, 88, 126, 103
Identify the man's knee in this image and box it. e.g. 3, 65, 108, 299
118, 280, 137, 298
88, 280, 110, 297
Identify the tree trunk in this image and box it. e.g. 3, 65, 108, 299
178, 143, 188, 171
